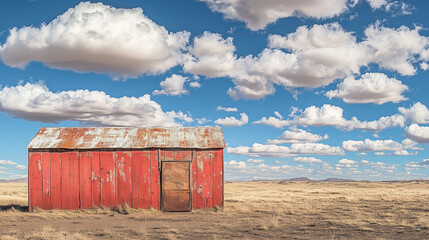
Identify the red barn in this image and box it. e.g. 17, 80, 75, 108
27, 127, 225, 212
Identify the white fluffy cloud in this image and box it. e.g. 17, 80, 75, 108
0, 160, 17, 165
184, 31, 236, 78
336, 158, 360, 169
343, 114, 406, 132
255, 105, 346, 127
367, 0, 387, 9
363, 24, 428, 75
15, 165, 27, 170
253, 116, 290, 128
214, 112, 248, 127
274, 111, 283, 119
0, 82, 191, 127
225, 161, 315, 181
199, 0, 352, 30
247, 158, 265, 164
266, 128, 328, 144
153, 74, 189, 96
367, 0, 412, 16
293, 157, 323, 163
267, 23, 428, 86
216, 106, 238, 112
404, 124, 429, 143
290, 104, 347, 126
227, 160, 247, 169
399, 102, 429, 124
268, 23, 368, 87
392, 150, 417, 156
342, 138, 420, 152
189, 31, 235, 57
185, 23, 428, 100
255, 104, 405, 132
189, 82, 201, 88
326, 73, 408, 104
227, 142, 344, 158
339, 159, 357, 164
0, 2, 190, 79
404, 159, 429, 171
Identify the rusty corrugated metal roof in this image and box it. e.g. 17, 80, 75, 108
27, 127, 225, 149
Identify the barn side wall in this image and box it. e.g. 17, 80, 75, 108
28, 149, 160, 211
191, 149, 224, 209
28, 148, 224, 211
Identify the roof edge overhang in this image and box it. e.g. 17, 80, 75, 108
27, 127, 226, 150
28, 147, 225, 151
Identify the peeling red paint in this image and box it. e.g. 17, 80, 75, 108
28, 127, 225, 150
28, 127, 224, 211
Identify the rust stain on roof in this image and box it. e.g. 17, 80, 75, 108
27, 127, 226, 150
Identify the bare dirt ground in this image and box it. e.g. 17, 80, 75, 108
1, 181, 428, 240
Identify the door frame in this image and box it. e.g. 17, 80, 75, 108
159, 149, 193, 212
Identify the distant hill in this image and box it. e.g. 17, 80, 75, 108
322, 178, 355, 182
0, 177, 27, 183
382, 179, 429, 183
286, 177, 312, 182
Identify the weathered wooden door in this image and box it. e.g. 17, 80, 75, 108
162, 161, 190, 211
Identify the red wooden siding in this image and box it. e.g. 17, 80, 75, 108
213, 149, 224, 207
79, 152, 92, 209
91, 151, 100, 207
150, 149, 160, 210
100, 151, 116, 208
132, 151, 152, 209
116, 151, 132, 207
50, 152, 62, 209
28, 148, 223, 211
61, 152, 79, 209
191, 149, 223, 210
191, 150, 198, 209
41, 152, 51, 210
29, 152, 42, 211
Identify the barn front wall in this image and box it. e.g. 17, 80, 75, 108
28, 148, 223, 211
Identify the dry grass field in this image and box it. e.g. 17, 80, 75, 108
0, 180, 428, 239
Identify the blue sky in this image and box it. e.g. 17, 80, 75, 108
1, 0, 429, 181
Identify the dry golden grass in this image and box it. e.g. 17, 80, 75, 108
1, 181, 428, 239
0, 182, 27, 206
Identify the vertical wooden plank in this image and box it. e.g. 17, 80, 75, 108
191, 150, 198, 210
79, 152, 92, 209
50, 152, 61, 209
131, 151, 141, 208
100, 151, 116, 208
196, 150, 205, 209
150, 149, 160, 210
203, 151, 213, 209
140, 151, 151, 209
29, 152, 42, 211
221, 149, 224, 207
91, 151, 100, 208
61, 152, 79, 209
131, 150, 151, 209
41, 152, 51, 210
116, 151, 132, 207
213, 149, 223, 207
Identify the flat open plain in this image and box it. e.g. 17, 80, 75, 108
1, 181, 428, 239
